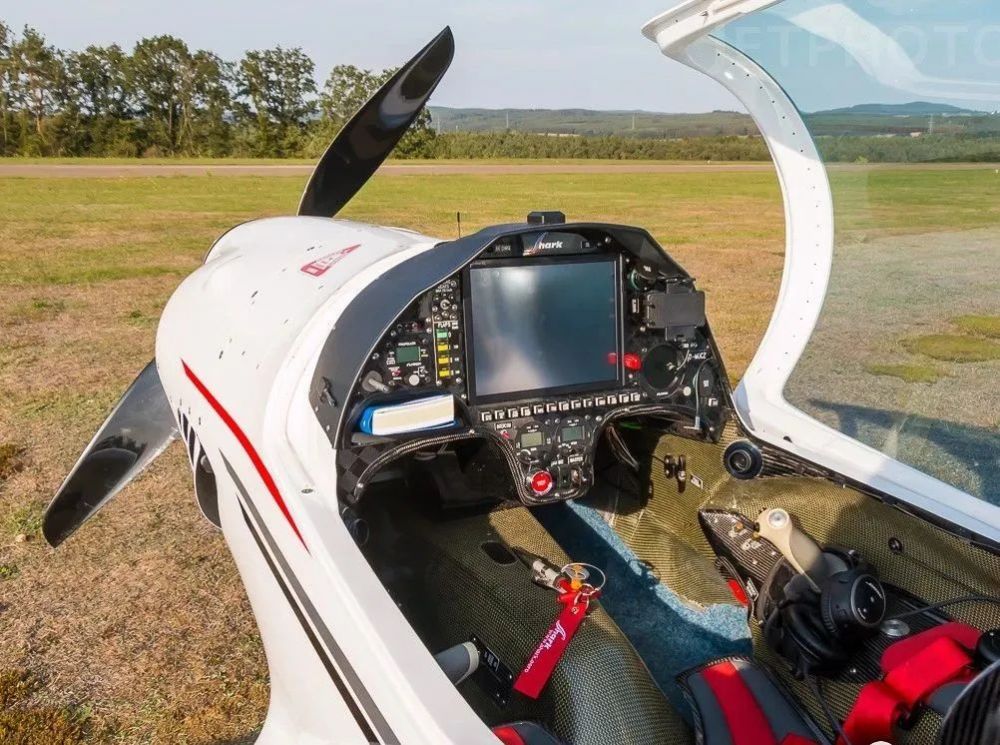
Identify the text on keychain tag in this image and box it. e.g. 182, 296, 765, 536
513, 591, 592, 699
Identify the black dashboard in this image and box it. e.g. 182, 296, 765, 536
341, 217, 729, 505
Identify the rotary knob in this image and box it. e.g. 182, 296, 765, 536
628, 264, 658, 292
361, 370, 390, 393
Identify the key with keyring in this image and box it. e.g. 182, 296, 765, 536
513, 563, 607, 700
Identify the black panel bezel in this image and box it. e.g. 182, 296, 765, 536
462, 253, 624, 406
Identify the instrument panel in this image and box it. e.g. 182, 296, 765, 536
350, 222, 727, 505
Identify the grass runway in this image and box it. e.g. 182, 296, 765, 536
0, 161, 998, 742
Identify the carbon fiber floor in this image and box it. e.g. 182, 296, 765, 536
359, 485, 692, 745
582, 423, 1000, 744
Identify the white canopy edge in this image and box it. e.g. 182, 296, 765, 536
643, 0, 1000, 543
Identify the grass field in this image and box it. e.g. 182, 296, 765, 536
0, 162, 998, 743
0, 157, 767, 167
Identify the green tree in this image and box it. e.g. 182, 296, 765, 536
130, 35, 190, 154
236, 47, 316, 156
0, 21, 13, 154
65, 44, 136, 155
9, 26, 65, 154
178, 51, 232, 156
319, 63, 378, 126
130, 36, 232, 156
69, 44, 132, 119
316, 63, 435, 158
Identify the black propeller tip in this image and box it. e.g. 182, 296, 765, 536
297, 26, 456, 218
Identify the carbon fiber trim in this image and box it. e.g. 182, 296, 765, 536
939, 660, 1000, 745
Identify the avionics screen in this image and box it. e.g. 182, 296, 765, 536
395, 345, 420, 364
468, 258, 619, 401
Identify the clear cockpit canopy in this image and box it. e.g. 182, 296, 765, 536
718, 1, 1000, 507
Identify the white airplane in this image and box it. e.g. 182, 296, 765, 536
43, 2, 1000, 744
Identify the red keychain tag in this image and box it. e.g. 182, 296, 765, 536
513, 592, 591, 699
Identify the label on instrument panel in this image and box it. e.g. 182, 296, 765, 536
470, 635, 514, 707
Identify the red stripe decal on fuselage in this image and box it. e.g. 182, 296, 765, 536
182, 361, 307, 550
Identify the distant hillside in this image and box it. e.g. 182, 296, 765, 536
817, 102, 979, 116
429, 104, 1000, 139
428, 107, 758, 138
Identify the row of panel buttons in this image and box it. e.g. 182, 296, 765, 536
478, 391, 644, 423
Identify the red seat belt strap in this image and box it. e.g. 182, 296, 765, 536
701, 660, 778, 745
839, 681, 906, 745
781, 734, 820, 745
839, 623, 980, 745
881, 622, 980, 672
883, 636, 974, 708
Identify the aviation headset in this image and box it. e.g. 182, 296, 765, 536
756, 509, 887, 675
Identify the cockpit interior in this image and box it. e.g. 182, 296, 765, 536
326, 212, 1000, 745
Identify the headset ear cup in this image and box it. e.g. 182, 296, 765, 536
820, 575, 843, 638
822, 568, 886, 637
784, 601, 846, 670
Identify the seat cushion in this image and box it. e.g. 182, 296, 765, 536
678, 657, 830, 745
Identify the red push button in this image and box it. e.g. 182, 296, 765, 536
623, 353, 642, 371
529, 470, 554, 496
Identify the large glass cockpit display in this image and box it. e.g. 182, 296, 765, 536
718, 1, 1000, 508
466, 257, 620, 402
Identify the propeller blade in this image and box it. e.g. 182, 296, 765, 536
43, 360, 178, 547
298, 26, 455, 217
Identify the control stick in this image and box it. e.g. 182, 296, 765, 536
756, 508, 826, 591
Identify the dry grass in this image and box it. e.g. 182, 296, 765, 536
0, 444, 27, 481
0, 669, 86, 744
2, 162, 994, 742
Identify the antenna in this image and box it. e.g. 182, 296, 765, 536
456, 211, 462, 238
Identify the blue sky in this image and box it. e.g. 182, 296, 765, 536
720, 0, 1000, 112
3, 1, 742, 113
